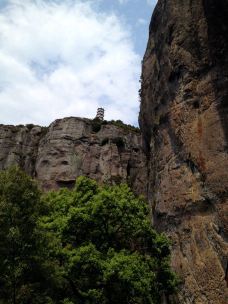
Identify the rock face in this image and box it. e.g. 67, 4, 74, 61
0, 118, 147, 195
0, 124, 44, 175
139, 0, 228, 303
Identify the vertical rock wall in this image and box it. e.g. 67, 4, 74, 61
139, 0, 228, 303
35, 117, 147, 195
0, 118, 147, 196
0, 124, 43, 175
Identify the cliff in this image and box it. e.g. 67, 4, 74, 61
1, 0, 228, 302
139, 0, 228, 303
0, 117, 147, 195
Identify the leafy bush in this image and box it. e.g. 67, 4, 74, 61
101, 137, 109, 146
0, 167, 48, 303
26, 123, 35, 130
40, 126, 49, 136
109, 120, 140, 133
90, 118, 140, 134
112, 137, 125, 149
0, 168, 178, 303
41, 176, 178, 303
91, 118, 102, 133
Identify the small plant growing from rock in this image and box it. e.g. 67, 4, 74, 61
101, 137, 109, 146
91, 118, 102, 133
112, 137, 125, 149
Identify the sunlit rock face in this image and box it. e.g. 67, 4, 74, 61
0, 117, 147, 196
139, 0, 228, 303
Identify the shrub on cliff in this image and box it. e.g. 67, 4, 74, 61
91, 118, 102, 133
109, 119, 140, 133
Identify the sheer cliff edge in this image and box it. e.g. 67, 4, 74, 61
139, 0, 228, 303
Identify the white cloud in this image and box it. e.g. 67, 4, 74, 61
137, 18, 147, 26
0, 0, 140, 126
117, 0, 129, 4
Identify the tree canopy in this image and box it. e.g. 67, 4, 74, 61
0, 167, 178, 304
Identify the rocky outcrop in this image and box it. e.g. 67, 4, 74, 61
0, 124, 44, 175
139, 0, 228, 303
0, 118, 147, 195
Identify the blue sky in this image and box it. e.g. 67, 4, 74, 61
0, 0, 157, 126
99, 0, 156, 56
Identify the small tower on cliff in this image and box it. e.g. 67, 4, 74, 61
96, 107, 105, 121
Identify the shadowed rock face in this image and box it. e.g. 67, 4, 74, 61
0, 118, 147, 196
139, 0, 228, 303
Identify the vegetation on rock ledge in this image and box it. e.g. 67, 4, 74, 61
91, 118, 140, 134
0, 167, 178, 303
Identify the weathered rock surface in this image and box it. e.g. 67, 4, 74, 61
0, 124, 44, 175
0, 118, 147, 195
139, 0, 228, 303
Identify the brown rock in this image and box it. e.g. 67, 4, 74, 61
0, 124, 44, 175
139, 0, 228, 303
0, 118, 147, 196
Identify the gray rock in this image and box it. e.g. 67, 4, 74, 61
139, 0, 228, 303
0, 118, 147, 196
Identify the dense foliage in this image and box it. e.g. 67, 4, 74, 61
0, 167, 178, 303
0, 167, 49, 303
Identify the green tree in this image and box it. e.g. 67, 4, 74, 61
0, 168, 178, 303
0, 167, 50, 304
41, 176, 178, 303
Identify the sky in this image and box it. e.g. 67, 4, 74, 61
0, 0, 157, 126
